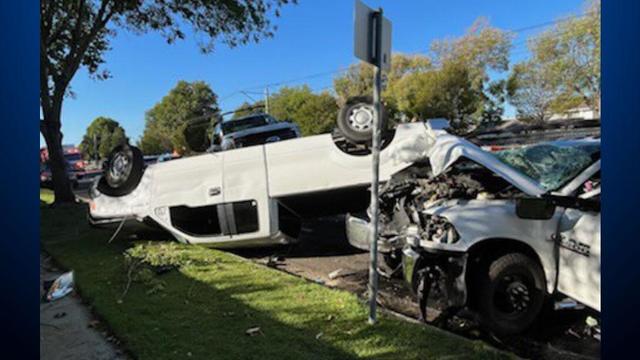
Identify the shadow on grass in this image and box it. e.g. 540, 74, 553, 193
41, 205, 506, 360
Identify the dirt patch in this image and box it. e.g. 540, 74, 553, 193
40, 254, 127, 360
233, 215, 601, 360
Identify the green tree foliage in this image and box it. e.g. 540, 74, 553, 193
430, 17, 511, 85
428, 17, 511, 128
269, 86, 339, 136
334, 54, 432, 99
393, 61, 481, 131
139, 81, 219, 155
507, 61, 567, 123
41, 0, 295, 202
79, 117, 128, 159
333, 20, 510, 130
510, 0, 600, 120
232, 101, 265, 119
480, 80, 508, 128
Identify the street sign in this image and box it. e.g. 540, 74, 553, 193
354, 0, 392, 71
354, 0, 392, 325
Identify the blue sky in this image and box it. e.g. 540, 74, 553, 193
49, 0, 586, 147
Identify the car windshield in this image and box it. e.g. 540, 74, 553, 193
221, 115, 269, 134
494, 140, 600, 191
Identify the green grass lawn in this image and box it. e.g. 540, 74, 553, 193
40, 189, 509, 360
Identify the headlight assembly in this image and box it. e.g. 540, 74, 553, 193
425, 215, 459, 244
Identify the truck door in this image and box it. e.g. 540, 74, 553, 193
221, 146, 271, 243
165, 152, 232, 244
556, 188, 601, 311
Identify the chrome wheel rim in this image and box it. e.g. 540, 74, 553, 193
348, 104, 374, 132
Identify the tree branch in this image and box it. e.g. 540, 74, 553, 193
55, 0, 115, 100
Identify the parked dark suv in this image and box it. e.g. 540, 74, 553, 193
211, 113, 301, 151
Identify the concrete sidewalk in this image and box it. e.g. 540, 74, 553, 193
40, 253, 127, 360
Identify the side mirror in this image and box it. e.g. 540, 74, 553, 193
515, 197, 556, 220
184, 120, 211, 153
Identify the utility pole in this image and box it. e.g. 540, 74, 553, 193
265, 87, 270, 114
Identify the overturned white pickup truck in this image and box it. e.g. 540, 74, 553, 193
88, 120, 440, 247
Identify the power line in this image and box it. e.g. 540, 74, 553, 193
509, 11, 594, 34
220, 67, 350, 101
219, 11, 597, 103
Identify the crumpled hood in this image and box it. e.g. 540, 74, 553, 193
389, 125, 546, 197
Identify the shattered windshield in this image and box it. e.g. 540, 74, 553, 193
494, 141, 600, 191
221, 115, 269, 134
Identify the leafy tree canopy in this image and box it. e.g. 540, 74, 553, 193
333, 53, 432, 106
40, 0, 295, 202
232, 101, 265, 119
393, 61, 481, 131
518, 0, 601, 117
139, 80, 219, 155
269, 86, 339, 136
507, 61, 571, 123
79, 116, 128, 159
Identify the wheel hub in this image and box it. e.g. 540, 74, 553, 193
109, 152, 130, 182
495, 275, 532, 315
348, 105, 374, 131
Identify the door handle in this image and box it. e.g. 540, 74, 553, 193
209, 187, 221, 196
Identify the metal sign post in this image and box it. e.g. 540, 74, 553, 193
353, 0, 391, 325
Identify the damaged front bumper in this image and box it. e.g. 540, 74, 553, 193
402, 245, 469, 310
345, 214, 397, 252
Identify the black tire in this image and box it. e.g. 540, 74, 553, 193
337, 96, 387, 144
97, 145, 144, 197
477, 253, 546, 335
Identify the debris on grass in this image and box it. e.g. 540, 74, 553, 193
266, 254, 286, 268
245, 327, 263, 336
328, 269, 343, 280
315, 332, 324, 340
45, 271, 74, 302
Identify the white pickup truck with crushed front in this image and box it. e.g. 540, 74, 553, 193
346, 134, 601, 335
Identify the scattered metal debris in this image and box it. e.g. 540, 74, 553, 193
266, 254, 286, 268
554, 298, 586, 311
245, 327, 263, 336
46, 271, 74, 302
585, 316, 601, 341
328, 269, 343, 280
53, 312, 67, 319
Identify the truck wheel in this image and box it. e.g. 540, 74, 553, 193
97, 145, 144, 197
477, 253, 546, 335
337, 96, 387, 144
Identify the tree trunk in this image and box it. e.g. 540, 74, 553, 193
40, 109, 76, 203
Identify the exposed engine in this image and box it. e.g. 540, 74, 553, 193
378, 159, 522, 247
